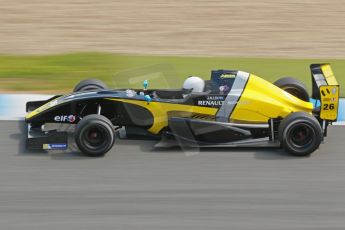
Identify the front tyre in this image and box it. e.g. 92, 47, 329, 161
73, 78, 107, 92
278, 112, 323, 156
75, 114, 115, 157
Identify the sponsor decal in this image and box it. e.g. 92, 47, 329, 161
54, 115, 76, 123
219, 85, 230, 93
197, 96, 225, 106
207, 96, 224, 100
126, 89, 135, 97
49, 100, 58, 107
220, 73, 236, 79
323, 97, 337, 102
198, 101, 223, 106
226, 100, 250, 106
43, 143, 67, 150
332, 87, 337, 95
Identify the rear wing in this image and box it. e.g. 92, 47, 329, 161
311, 64, 338, 99
310, 64, 339, 121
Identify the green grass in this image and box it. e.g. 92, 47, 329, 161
0, 52, 344, 96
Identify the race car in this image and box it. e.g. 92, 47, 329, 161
25, 63, 339, 157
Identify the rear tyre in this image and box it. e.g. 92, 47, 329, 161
73, 78, 107, 92
75, 114, 115, 157
278, 112, 323, 156
274, 77, 309, 102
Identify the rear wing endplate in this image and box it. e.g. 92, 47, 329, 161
311, 64, 339, 121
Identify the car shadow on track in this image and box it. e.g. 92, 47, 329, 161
201, 147, 298, 160
11, 121, 301, 160
116, 137, 299, 160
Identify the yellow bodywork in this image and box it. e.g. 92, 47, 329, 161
318, 64, 339, 121
26, 108, 42, 119
26, 97, 60, 119
106, 98, 218, 134
321, 64, 338, 85
26, 73, 316, 135
107, 74, 313, 134
231, 75, 313, 123
319, 85, 339, 121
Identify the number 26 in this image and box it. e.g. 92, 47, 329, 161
323, 103, 335, 110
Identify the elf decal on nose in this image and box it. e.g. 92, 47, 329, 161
54, 115, 76, 123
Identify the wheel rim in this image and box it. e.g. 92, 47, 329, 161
287, 123, 314, 149
81, 125, 109, 151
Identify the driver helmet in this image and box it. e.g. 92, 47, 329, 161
183, 76, 205, 93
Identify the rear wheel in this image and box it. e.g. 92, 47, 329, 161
73, 78, 107, 92
75, 114, 115, 157
278, 112, 323, 156
274, 77, 309, 102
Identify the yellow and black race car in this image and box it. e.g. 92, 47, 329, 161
25, 64, 339, 157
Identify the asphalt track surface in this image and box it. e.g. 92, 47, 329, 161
0, 120, 345, 230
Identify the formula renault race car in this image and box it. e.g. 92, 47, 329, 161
25, 64, 339, 157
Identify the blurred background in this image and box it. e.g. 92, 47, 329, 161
1, 2, 345, 230
0, 0, 344, 93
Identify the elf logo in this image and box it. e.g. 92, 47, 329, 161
54, 115, 76, 123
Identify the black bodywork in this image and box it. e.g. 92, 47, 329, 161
25, 69, 276, 150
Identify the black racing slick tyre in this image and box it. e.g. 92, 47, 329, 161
278, 112, 323, 156
274, 77, 309, 102
73, 78, 107, 92
75, 114, 115, 157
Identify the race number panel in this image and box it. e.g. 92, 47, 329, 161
320, 85, 339, 121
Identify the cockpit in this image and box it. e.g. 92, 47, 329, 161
137, 70, 238, 101
117, 69, 241, 106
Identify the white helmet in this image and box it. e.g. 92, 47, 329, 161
183, 76, 205, 93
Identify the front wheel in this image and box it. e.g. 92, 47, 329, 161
278, 112, 323, 156
75, 114, 115, 157
73, 78, 107, 92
